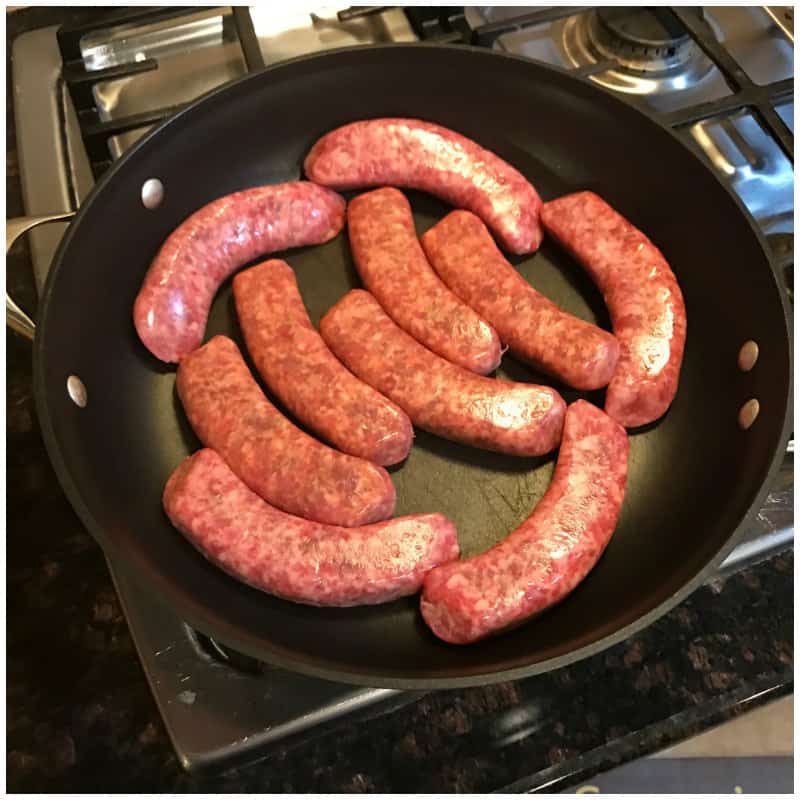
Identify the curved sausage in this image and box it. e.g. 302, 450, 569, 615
176, 335, 395, 527
347, 188, 502, 374
304, 118, 543, 254
164, 449, 459, 606
421, 210, 620, 390
134, 182, 346, 363
319, 290, 565, 457
233, 259, 413, 466
420, 400, 629, 644
540, 191, 687, 427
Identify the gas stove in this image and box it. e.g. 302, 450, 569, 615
11, 6, 793, 773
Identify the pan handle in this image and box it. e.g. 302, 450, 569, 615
6, 212, 75, 340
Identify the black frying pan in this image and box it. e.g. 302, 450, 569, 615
23, 45, 791, 688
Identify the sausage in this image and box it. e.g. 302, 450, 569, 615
421, 211, 620, 390
176, 335, 395, 527
540, 191, 687, 427
347, 188, 502, 374
233, 259, 413, 466
134, 182, 346, 363
320, 290, 566, 457
420, 400, 628, 644
304, 118, 543, 254
164, 449, 460, 606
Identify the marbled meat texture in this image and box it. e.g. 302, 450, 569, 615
421, 210, 620, 390
234, 259, 413, 465
319, 290, 566, 457
134, 182, 345, 363
420, 400, 629, 644
176, 335, 395, 527
164, 449, 460, 606
541, 191, 687, 427
348, 188, 502, 374
304, 118, 543, 254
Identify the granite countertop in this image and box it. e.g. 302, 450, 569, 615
6, 7, 793, 794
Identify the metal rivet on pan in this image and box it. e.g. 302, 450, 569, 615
141, 178, 164, 209
67, 375, 87, 408
738, 398, 759, 430
737, 340, 759, 372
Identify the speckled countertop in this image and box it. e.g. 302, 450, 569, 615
6, 7, 793, 794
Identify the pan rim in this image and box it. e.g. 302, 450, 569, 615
32, 42, 793, 689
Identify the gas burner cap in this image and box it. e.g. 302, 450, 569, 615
588, 8, 695, 73
561, 8, 715, 97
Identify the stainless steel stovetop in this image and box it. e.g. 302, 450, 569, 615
11, 5, 794, 772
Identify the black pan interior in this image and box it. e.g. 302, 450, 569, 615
34, 45, 791, 688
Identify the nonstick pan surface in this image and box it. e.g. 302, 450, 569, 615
34, 45, 792, 688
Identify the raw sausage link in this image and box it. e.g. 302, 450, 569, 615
164, 449, 460, 606
304, 118, 543, 254
134, 182, 346, 363
421, 210, 620, 390
348, 188, 502, 374
320, 290, 566, 457
176, 335, 395, 527
420, 400, 629, 644
540, 191, 687, 427
233, 259, 413, 466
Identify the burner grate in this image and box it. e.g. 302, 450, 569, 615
56, 6, 263, 178
342, 6, 794, 162
664, 8, 792, 160
57, 6, 794, 177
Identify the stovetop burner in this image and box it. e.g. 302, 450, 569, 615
563, 8, 715, 95
591, 8, 694, 70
